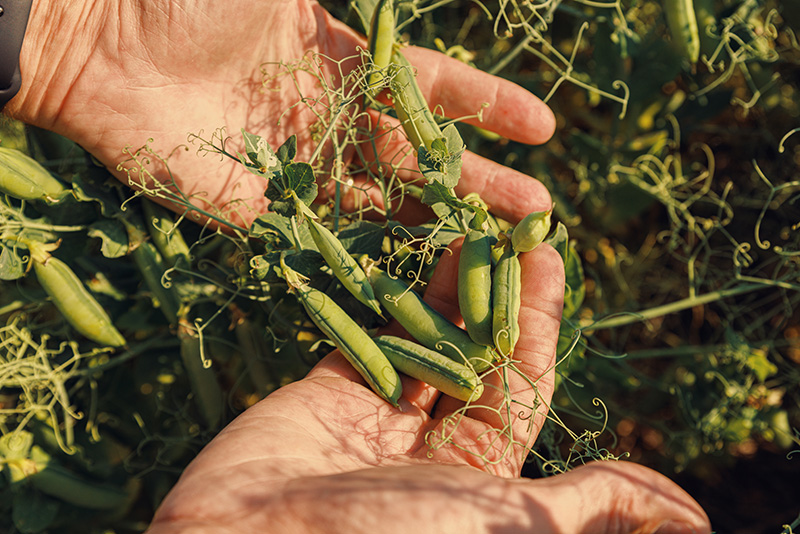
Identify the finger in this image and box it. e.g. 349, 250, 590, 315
402, 45, 557, 146
424, 243, 565, 473
336, 110, 552, 224
520, 461, 712, 534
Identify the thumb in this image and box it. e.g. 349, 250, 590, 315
518, 461, 711, 534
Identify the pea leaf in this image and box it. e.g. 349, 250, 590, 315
0, 244, 25, 280
420, 180, 488, 230
265, 162, 318, 217
563, 243, 586, 319
544, 222, 569, 262
88, 219, 129, 258
336, 221, 385, 257
13, 488, 60, 533
417, 124, 464, 188
240, 129, 282, 180
276, 135, 297, 165
250, 212, 317, 251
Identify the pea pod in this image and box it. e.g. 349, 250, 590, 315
306, 218, 383, 317
366, 0, 395, 94
511, 208, 552, 253
374, 335, 483, 402
296, 284, 402, 406
664, 0, 700, 63
388, 52, 445, 153
368, 267, 496, 372
492, 245, 521, 357
32, 249, 126, 347
142, 200, 191, 268
0, 146, 67, 201
458, 229, 493, 346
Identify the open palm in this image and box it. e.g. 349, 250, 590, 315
146, 243, 708, 534
12, 0, 555, 228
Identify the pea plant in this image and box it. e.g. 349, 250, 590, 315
2, 0, 800, 532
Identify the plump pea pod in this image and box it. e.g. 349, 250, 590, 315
307, 218, 383, 317
142, 200, 191, 268
0, 146, 67, 201
388, 52, 445, 153
458, 229, 493, 346
368, 267, 496, 372
126, 219, 181, 323
374, 335, 483, 402
664, 0, 700, 63
511, 208, 552, 253
296, 284, 402, 406
32, 253, 126, 347
6, 446, 136, 511
366, 0, 394, 94
178, 320, 224, 430
492, 245, 521, 357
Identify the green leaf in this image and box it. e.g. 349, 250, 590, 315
284, 163, 318, 205
241, 129, 282, 178
0, 244, 25, 281
544, 222, 569, 263
13, 488, 60, 533
745, 348, 778, 382
417, 124, 464, 188
420, 180, 488, 228
276, 135, 297, 165
250, 212, 294, 246
87, 219, 129, 258
336, 221, 385, 257
563, 243, 586, 319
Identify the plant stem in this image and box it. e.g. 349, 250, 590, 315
586, 282, 770, 331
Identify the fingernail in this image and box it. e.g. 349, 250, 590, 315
650, 520, 698, 534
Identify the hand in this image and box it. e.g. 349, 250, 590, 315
8, 0, 556, 227
145, 239, 710, 534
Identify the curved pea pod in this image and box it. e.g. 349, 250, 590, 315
126, 219, 181, 324
511, 208, 552, 253
33, 255, 126, 347
388, 52, 445, 154
307, 218, 383, 317
296, 284, 402, 406
374, 335, 483, 402
368, 267, 496, 372
458, 229, 493, 346
492, 246, 521, 357
178, 319, 224, 430
0, 146, 67, 201
366, 0, 395, 95
664, 0, 700, 63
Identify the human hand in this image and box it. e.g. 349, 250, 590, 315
8, 0, 555, 227
144, 238, 710, 533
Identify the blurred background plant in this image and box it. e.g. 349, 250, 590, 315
2, 0, 799, 532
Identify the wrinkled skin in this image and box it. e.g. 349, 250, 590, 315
7, 1, 711, 532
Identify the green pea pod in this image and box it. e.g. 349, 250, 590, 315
388, 52, 445, 153
368, 267, 496, 372
664, 0, 700, 63
126, 219, 181, 324
492, 246, 521, 357
511, 208, 552, 253
178, 320, 224, 430
458, 229, 493, 346
8, 445, 137, 511
142, 200, 191, 268
296, 284, 402, 406
374, 335, 483, 402
307, 218, 383, 317
33, 254, 126, 347
0, 146, 67, 201
366, 0, 394, 94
